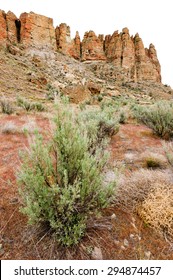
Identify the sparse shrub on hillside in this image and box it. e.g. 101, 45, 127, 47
46, 84, 59, 101
17, 97, 33, 111
33, 102, 45, 112
0, 98, 14, 114
18, 104, 116, 246
17, 97, 45, 112
132, 101, 173, 139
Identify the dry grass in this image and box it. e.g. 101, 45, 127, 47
140, 151, 168, 169
0, 122, 20, 134
115, 168, 173, 240
136, 183, 173, 240
115, 169, 173, 211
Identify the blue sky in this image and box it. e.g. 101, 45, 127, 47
0, 0, 172, 87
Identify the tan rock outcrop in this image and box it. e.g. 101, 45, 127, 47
121, 28, 135, 69
105, 31, 122, 65
134, 34, 161, 82
148, 43, 161, 82
81, 31, 106, 61
55, 23, 80, 59
6, 11, 18, 44
0, 10, 162, 83
104, 29, 161, 82
0, 10, 7, 46
20, 12, 56, 50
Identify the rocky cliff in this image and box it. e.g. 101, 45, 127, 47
0, 10, 161, 83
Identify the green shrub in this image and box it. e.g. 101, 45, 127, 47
97, 94, 103, 102
119, 110, 127, 124
18, 104, 116, 246
46, 84, 59, 100
33, 102, 45, 112
0, 98, 14, 114
78, 108, 119, 154
132, 101, 173, 139
17, 97, 45, 112
17, 97, 33, 111
164, 142, 173, 167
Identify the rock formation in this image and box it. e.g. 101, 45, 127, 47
19, 12, 56, 50
81, 31, 106, 61
0, 10, 7, 46
0, 9, 161, 83
55, 23, 80, 59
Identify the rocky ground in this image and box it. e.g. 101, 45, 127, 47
0, 49, 173, 259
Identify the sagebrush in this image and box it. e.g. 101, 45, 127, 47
132, 101, 173, 139
18, 104, 116, 246
0, 98, 14, 114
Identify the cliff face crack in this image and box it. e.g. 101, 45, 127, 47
15, 19, 21, 43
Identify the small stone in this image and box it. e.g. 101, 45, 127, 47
111, 213, 117, 220
137, 235, 141, 241
130, 234, 135, 239
120, 245, 126, 250
91, 247, 103, 260
145, 251, 151, 259
124, 239, 129, 247
0, 244, 4, 257
114, 240, 120, 246
10, 197, 19, 204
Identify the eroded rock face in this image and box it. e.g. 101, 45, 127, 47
20, 12, 56, 50
6, 11, 18, 44
133, 34, 161, 82
105, 31, 122, 65
81, 31, 106, 61
0, 10, 161, 83
0, 10, 7, 46
104, 29, 161, 82
55, 23, 81, 59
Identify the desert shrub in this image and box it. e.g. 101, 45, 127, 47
17, 97, 45, 112
145, 158, 164, 169
136, 183, 173, 240
0, 98, 14, 114
140, 152, 168, 169
17, 97, 33, 111
163, 141, 173, 168
118, 110, 128, 124
97, 94, 103, 102
18, 104, 116, 246
46, 84, 59, 101
1, 121, 38, 135
33, 102, 45, 112
78, 108, 119, 154
1, 122, 19, 134
132, 101, 173, 139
